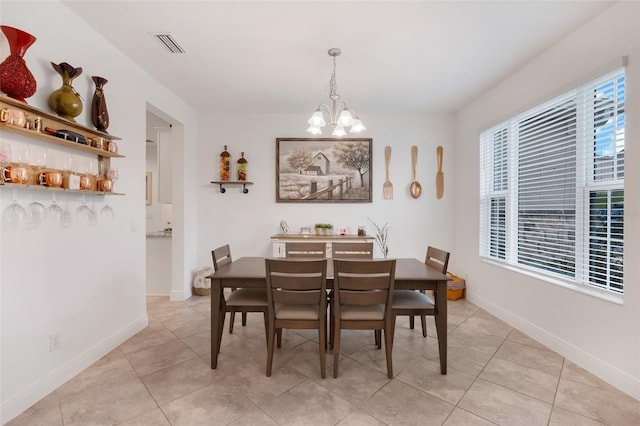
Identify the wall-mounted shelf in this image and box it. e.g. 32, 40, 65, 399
211, 180, 253, 194
0, 181, 123, 196
0, 95, 125, 196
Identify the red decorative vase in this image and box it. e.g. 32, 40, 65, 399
0, 26, 37, 103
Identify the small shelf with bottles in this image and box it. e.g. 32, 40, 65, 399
210, 180, 253, 194
212, 147, 251, 193
0, 94, 124, 195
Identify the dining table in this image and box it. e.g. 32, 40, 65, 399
209, 257, 450, 374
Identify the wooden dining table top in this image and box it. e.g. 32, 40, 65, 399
209, 256, 450, 286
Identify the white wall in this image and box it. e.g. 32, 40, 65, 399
0, 1, 199, 422
454, 1, 640, 398
196, 113, 455, 266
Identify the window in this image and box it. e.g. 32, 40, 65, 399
480, 69, 625, 294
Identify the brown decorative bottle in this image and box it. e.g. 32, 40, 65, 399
91, 76, 109, 133
219, 145, 230, 181
237, 152, 247, 181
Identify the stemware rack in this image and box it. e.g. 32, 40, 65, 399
0, 94, 124, 195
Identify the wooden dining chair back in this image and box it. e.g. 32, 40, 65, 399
285, 242, 326, 258
212, 245, 269, 336
265, 258, 328, 377
332, 259, 396, 378
393, 246, 450, 338
331, 242, 373, 259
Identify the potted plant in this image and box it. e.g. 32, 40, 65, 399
314, 223, 333, 235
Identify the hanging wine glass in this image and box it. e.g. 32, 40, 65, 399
100, 203, 115, 220
47, 192, 64, 225
61, 200, 73, 228
75, 194, 93, 224
26, 191, 47, 228
3, 189, 26, 227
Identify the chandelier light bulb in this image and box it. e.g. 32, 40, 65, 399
350, 118, 366, 133
308, 110, 326, 127
306, 125, 322, 135
332, 125, 347, 137
337, 110, 355, 127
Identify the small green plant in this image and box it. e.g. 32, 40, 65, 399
314, 223, 333, 229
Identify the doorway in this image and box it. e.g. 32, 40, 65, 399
145, 110, 173, 295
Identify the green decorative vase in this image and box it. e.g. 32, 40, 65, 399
48, 62, 83, 121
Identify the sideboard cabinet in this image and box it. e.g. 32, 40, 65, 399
270, 234, 375, 258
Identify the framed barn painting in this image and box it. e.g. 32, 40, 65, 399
276, 138, 372, 203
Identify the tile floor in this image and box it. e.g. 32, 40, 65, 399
8, 295, 640, 426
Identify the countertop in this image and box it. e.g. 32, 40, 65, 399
146, 231, 172, 239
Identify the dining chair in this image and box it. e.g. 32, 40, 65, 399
212, 245, 269, 337
264, 258, 328, 378
332, 259, 396, 378
285, 242, 326, 258
393, 246, 449, 338
328, 242, 374, 348
331, 242, 373, 259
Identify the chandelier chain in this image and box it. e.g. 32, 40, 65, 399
329, 56, 339, 100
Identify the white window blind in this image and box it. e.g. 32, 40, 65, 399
480, 69, 625, 294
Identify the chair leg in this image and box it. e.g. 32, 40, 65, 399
421, 315, 427, 337
333, 326, 341, 378
277, 328, 282, 348
328, 301, 334, 350
375, 330, 382, 349
384, 325, 394, 379
229, 311, 236, 333
263, 313, 269, 347
266, 322, 275, 377
318, 318, 326, 379
409, 315, 415, 329
242, 312, 248, 326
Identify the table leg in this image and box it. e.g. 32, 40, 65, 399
211, 278, 226, 368
434, 280, 447, 374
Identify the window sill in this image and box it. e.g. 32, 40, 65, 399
480, 257, 624, 305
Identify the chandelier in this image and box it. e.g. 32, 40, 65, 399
306, 48, 366, 136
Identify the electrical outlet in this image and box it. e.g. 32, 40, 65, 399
49, 333, 61, 352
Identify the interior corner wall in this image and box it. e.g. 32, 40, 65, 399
195, 112, 455, 267
453, 1, 640, 399
0, 1, 198, 423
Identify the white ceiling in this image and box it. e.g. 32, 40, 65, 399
62, 0, 613, 115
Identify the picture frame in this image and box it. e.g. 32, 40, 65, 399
145, 172, 152, 205
276, 137, 372, 203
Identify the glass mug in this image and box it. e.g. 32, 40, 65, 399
39, 171, 63, 187
2, 165, 29, 184
0, 108, 26, 128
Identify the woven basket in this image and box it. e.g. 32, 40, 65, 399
193, 287, 211, 296
446, 272, 466, 300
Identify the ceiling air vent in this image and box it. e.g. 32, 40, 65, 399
150, 33, 186, 54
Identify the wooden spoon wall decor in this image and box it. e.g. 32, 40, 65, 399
436, 146, 444, 199
410, 145, 422, 199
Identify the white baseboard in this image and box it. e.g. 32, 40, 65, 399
467, 291, 640, 400
0, 315, 148, 425
170, 288, 189, 301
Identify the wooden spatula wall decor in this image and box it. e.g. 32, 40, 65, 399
383, 146, 393, 199
436, 146, 444, 199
